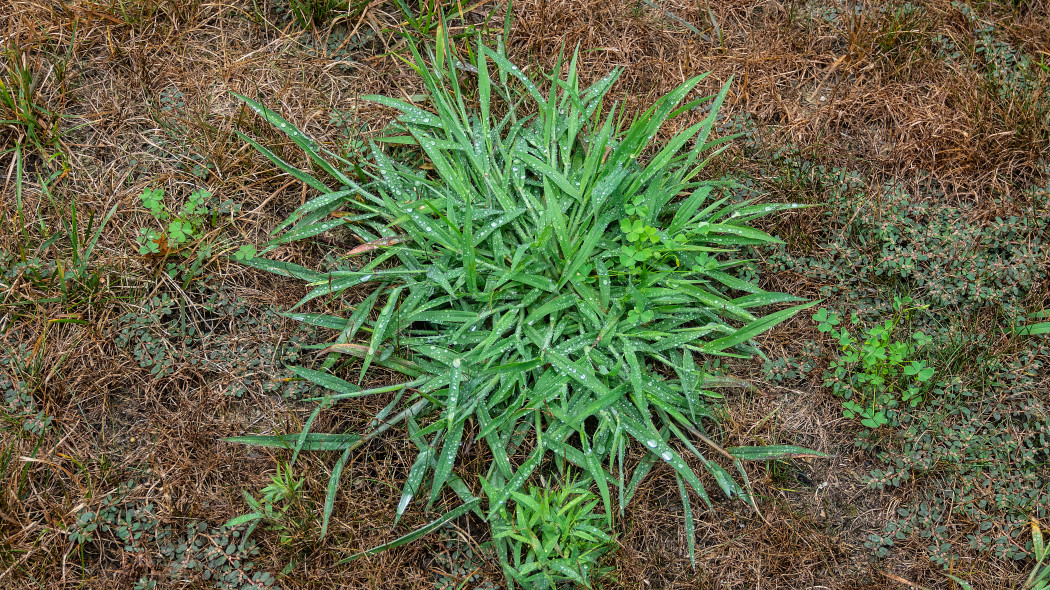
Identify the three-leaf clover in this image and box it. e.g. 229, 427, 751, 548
619, 244, 653, 266
813, 308, 840, 333
182, 189, 212, 220
137, 228, 161, 255
620, 219, 660, 244
140, 188, 165, 218
904, 360, 935, 382
627, 305, 654, 324
234, 245, 257, 261
912, 331, 931, 347
624, 195, 649, 217
168, 220, 193, 245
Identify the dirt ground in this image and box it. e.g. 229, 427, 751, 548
1, 0, 1048, 588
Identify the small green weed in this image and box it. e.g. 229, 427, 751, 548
617, 193, 664, 270
814, 296, 937, 429
135, 185, 249, 285
236, 463, 308, 546
493, 477, 616, 589
136, 186, 211, 255
68, 481, 278, 590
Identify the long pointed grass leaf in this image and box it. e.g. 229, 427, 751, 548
727, 445, 830, 460
239, 256, 328, 283
341, 498, 481, 562
359, 286, 404, 381
234, 130, 329, 193
396, 448, 434, 524
676, 474, 697, 570
701, 301, 817, 354
234, 93, 352, 186
223, 433, 362, 451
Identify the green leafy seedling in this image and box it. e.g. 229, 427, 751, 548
234, 245, 257, 261
814, 304, 937, 429
140, 187, 166, 218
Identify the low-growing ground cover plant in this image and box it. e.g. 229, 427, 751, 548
814, 296, 937, 429
760, 150, 1050, 575
136, 186, 211, 256
226, 30, 823, 580
949, 519, 1050, 590
134, 184, 254, 283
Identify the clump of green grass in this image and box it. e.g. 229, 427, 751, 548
494, 477, 616, 588
0, 165, 117, 313
227, 30, 822, 572
0, 43, 61, 163
286, 0, 351, 26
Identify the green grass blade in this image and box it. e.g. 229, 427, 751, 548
727, 445, 830, 460
269, 189, 357, 236
359, 285, 404, 382
234, 130, 330, 193
676, 474, 697, 570
223, 433, 362, 451
616, 405, 710, 503
235, 92, 353, 186
341, 498, 481, 563
291, 366, 362, 397
238, 256, 328, 282
396, 447, 434, 524
320, 445, 354, 537
429, 358, 465, 506
701, 301, 818, 354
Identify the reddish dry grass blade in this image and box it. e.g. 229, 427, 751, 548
346, 235, 406, 256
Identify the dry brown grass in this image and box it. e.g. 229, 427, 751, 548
1, 0, 1047, 588
509, 0, 1049, 201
